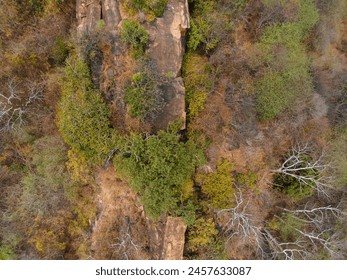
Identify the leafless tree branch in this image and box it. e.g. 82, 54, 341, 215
0, 79, 42, 132
272, 144, 334, 197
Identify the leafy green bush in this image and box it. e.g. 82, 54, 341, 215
0, 245, 16, 260
237, 171, 259, 194
120, 19, 149, 58
124, 65, 165, 120
187, 0, 232, 53
57, 55, 118, 164
256, 0, 318, 120
114, 121, 205, 220
197, 160, 235, 209
124, 0, 168, 18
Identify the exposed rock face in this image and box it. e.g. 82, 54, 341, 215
153, 77, 186, 131
102, 0, 122, 31
160, 217, 187, 260
147, 0, 190, 77
76, 0, 101, 34
146, 0, 190, 129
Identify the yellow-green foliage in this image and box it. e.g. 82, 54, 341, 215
237, 171, 259, 194
28, 214, 68, 257
256, 0, 318, 120
0, 245, 16, 260
66, 150, 92, 186
124, 0, 168, 18
57, 55, 118, 165
180, 179, 195, 201
183, 53, 212, 119
188, 218, 218, 252
197, 160, 235, 209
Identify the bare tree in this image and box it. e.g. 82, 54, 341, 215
218, 190, 266, 257
272, 144, 333, 197
262, 228, 308, 260
263, 204, 346, 259
283, 204, 346, 259
110, 216, 141, 260
0, 79, 42, 132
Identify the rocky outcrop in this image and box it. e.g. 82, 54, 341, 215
76, 0, 189, 130
147, 0, 190, 77
160, 217, 187, 260
102, 0, 121, 31
76, 0, 101, 34
145, 0, 190, 129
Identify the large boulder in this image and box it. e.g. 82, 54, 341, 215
102, 0, 122, 31
146, 0, 190, 130
77, 0, 122, 34
147, 0, 190, 78
76, 0, 102, 34
160, 217, 187, 260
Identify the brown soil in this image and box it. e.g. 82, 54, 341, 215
90, 166, 151, 260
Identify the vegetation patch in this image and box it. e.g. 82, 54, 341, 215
273, 153, 316, 200
113, 121, 205, 220
187, 0, 233, 53
182, 53, 212, 119
197, 160, 235, 209
256, 0, 319, 120
57, 55, 118, 165
124, 0, 168, 18
120, 19, 149, 58
125, 63, 166, 120
188, 217, 218, 252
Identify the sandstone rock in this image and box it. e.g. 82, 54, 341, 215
146, 0, 190, 78
161, 217, 187, 260
102, 0, 121, 30
153, 77, 186, 131
76, 0, 102, 34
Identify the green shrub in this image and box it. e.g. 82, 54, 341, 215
0, 245, 16, 260
256, 0, 318, 120
57, 55, 118, 164
124, 0, 168, 18
120, 19, 149, 58
51, 36, 70, 65
173, 200, 197, 226
149, 0, 167, 17
187, 0, 232, 53
114, 121, 205, 220
197, 160, 235, 209
124, 65, 165, 120
237, 171, 259, 194
20, 136, 74, 215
